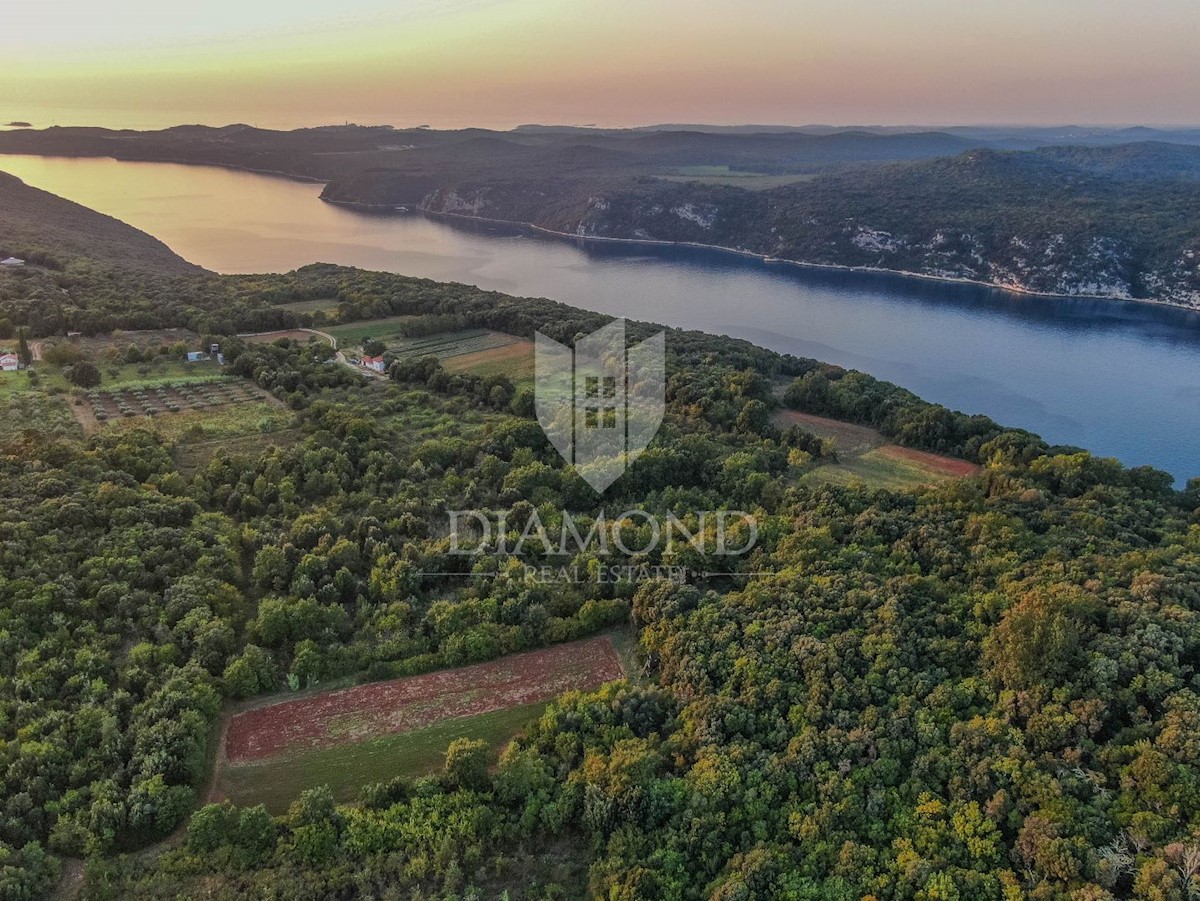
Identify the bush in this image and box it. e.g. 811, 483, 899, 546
64, 361, 102, 388
41, 342, 84, 367
188, 803, 238, 853
443, 738, 491, 792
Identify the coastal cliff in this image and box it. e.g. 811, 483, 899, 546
400, 146, 1200, 306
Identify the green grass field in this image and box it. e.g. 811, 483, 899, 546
277, 298, 341, 315
800, 447, 954, 492
442, 339, 535, 383
219, 702, 547, 812
92, 358, 227, 391
326, 316, 419, 345
329, 319, 524, 360
0, 370, 39, 399
606, 626, 645, 685
774, 409, 977, 491
2, 357, 224, 396
96, 398, 292, 442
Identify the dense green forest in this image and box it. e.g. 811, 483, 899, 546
3, 187, 1200, 900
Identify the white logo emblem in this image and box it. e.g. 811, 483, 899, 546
535, 319, 665, 493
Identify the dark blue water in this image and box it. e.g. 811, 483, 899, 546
4, 154, 1200, 482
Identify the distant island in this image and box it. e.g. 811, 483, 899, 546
2, 123, 1200, 307
4, 121, 31, 128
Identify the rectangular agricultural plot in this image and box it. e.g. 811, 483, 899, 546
220, 703, 548, 812
216, 635, 625, 811
276, 298, 341, 315
388, 329, 526, 363
326, 316, 420, 345
329, 318, 526, 361
240, 329, 330, 346
71, 379, 288, 437
44, 328, 201, 359
173, 428, 304, 476
441, 338, 535, 381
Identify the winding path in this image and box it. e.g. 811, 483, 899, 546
235, 327, 386, 379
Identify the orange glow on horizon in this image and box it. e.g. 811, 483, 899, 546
6, 0, 1199, 129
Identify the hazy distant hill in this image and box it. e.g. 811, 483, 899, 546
412, 143, 1200, 306
753, 144, 1200, 302
4, 125, 1200, 304
0, 122, 981, 183
0, 171, 204, 274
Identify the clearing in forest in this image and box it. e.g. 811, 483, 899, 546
214, 635, 625, 811
67, 378, 291, 441
773, 408, 980, 490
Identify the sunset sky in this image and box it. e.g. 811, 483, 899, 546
8, 0, 1200, 129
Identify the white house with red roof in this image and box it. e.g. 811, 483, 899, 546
360, 355, 386, 373
0, 353, 20, 372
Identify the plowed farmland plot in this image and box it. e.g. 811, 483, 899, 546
216, 635, 625, 810
442, 339, 535, 382
388, 329, 524, 363
328, 319, 523, 360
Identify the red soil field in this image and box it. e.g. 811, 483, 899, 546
226, 636, 624, 763
877, 444, 981, 477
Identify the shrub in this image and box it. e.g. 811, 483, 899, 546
444, 738, 491, 792
64, 361, 102, 388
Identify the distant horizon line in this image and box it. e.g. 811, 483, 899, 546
6, 119, 1200, 134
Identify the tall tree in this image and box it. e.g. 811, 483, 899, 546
16, 327, 32, 367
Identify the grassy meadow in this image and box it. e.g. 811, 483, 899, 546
774, 408, 979, 491
218, 702, 548, 812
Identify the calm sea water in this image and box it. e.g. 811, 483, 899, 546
4, 153, 1200, 482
